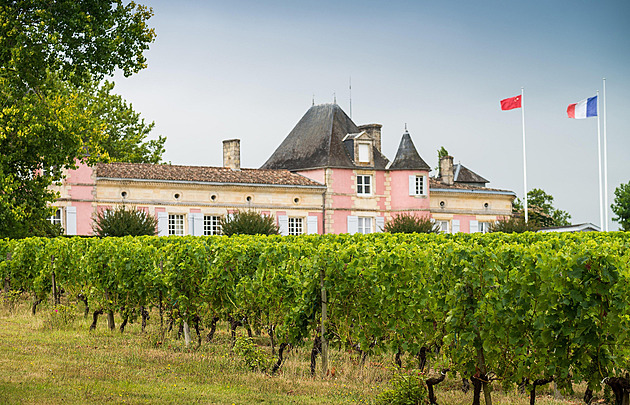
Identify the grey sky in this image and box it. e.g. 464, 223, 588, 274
112, 0, 630, 229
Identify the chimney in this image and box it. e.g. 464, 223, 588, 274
223, 139, 240, 170
358, 123, 382, 152
440, 155, 454, 185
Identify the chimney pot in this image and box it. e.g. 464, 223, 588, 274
358, 123, 382, 153
223, 139, 241, 170
440, 155, 454, 185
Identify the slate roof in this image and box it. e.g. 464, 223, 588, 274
96, 162, 325, 188
454, 163, 489, 185
388, 131, 431, 171
429, 178, 515, 195
261, 104, 390, 170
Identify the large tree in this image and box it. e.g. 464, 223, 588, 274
0, 1, 157, 238
513, 188, 572, 228
611, 181, 630, 231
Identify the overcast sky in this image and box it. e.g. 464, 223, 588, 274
112, 0, 629, 230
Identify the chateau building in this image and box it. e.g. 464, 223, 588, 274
51, 104, 515, 236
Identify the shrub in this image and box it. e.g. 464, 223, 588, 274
375, 371, 429, 405
489, 216, 538, 233
232, 336, 273, 372
43, 304, 77, 330
220, 210, 279, 236
384, 213, 440, 234
93, 205, 157, 237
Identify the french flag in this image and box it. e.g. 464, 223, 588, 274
567, 96, 597, 119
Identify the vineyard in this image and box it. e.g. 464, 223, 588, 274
1, 232, 629, 405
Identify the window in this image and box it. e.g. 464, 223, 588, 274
358, 217, 372, 234
288, 217, 304, 235
204, 215, 222, 235
437, 220, 449, 234
409, 175, 427, 196
358, 143, 370, 163
48, 208, 62, 226
479, 222, 491, 234
168, 214, 185, 236
357, 175, 372, 195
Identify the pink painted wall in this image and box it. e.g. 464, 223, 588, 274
389, 170, 430, 210
328, 169, 355, 194
190, 208, 201, 213
332, 210, 349, 234
308, 211, 323, 235
297, 169, 326, 184
74, 201, 94, 235
453, 215, 476, 233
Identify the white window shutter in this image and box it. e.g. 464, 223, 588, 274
347, 216, 358, 234
375, 216, 385, 232
193, 213, 204, 236
422, 175, 428, 195
157, 212, 168, 236
188, 215, 195, 236
307, 216, 318, 235
452, 219, 460, 234
278, 215, 289, 236
470, 220, 479, 233
409, 175, 416, 196
66, 206, 77, 235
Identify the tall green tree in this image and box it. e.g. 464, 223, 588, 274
0, 1, 156, 238
513, 188, 571, 228
611, 181, 630, 231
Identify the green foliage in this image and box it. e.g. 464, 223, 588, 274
0, 1, 157, 238
375, 372, 429, 405
232, 336, 274, 373
220, 210, 279, 236
489, 216, 538, 233
93, 206, 157, 237
2, 232, 630, 391
513, 188, 571, 228
383, 213, 440, 234
435, 146, 449, 172
612, 181, 630, 231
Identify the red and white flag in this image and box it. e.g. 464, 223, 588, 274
500, 95, 522, 110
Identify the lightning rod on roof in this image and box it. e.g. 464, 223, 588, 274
405, 123, 408, 132
312, 94, 315, 106
333, 92, 336, 104
349, 76, 352, 118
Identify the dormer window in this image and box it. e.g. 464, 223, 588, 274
358, 143, 370, 163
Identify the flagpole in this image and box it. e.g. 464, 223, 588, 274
603, 78, 609, 231
596, 90, 604, 230
521, 87, 528, 223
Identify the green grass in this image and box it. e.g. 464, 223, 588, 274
0, 297, 592, 404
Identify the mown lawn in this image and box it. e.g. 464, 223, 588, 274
0, 299, 589, 404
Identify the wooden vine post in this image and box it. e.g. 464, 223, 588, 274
320, 266, 328, 377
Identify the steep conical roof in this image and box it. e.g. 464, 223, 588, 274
388, 131, 430, 171
261, 104, 389, 170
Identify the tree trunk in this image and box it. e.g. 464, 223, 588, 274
268, 324, 276, 355
158, 291, 163, 328
529, 378, 553, 405
310, 335, 322, 376
418, 346, 428, 372
141, 306, 149, 332
77, 294, 89, 318
584, 387, 594, 404
605, 377, 630, 405
461, 378, 470, 394
107, 310, 115, 331
228, 315, 242, 348
119, 315, 128, 333
395, 348, 402, 368
271, 342, 288, 374
206, 316, 220, 342
90, 309, 104, 331
31, 296, 42, 315
426, 369, 449, 405
471, 374, 483, 405
193, 317, 202, 349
